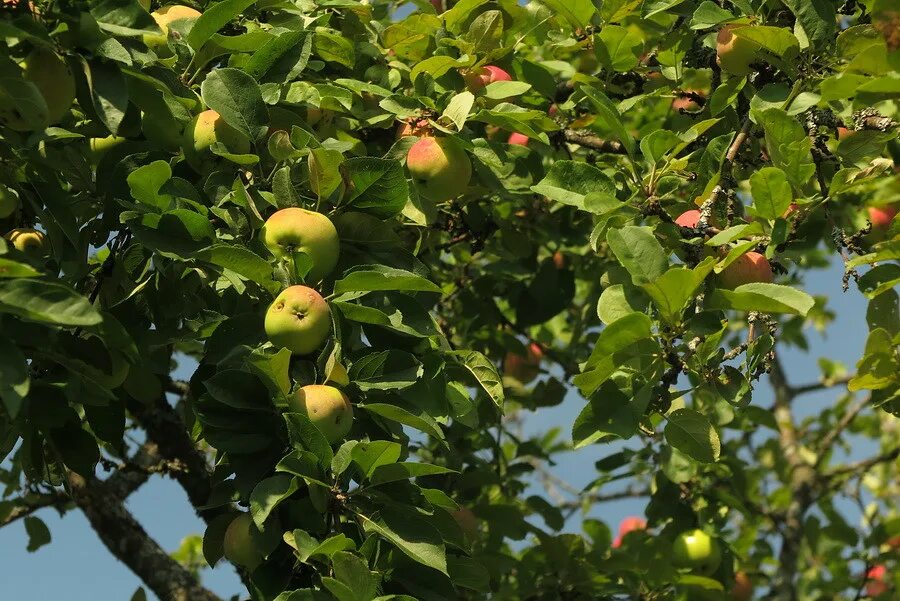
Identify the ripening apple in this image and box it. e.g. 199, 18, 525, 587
504, 342, 543, 384
612, 516, 647, 548
223, 513, 265, 569
865, 565, 889, 597
264, 285, 331, 355
0, 183, 18, 219
552, 250, 565, 269
731, 571, 753, 601
144, 5, 202, 56
5, 227, 47, 256
672, 90, 704, 112
22, 48, 75, 125
288, 384, 353, 444
837, 126, 853, 141
716, 25, 760, 76
88, 135, 126, 164
463, 65, 512, 91
672, 529, 722, 574
181, 109, 251, 173
508, 132, 529, 147
868, 205, 898, 229
451, 506, 479, 540
261, 208, 340, 282
407, 136, 472, 202
718, 251, 773, 289
675, 209, 702, 228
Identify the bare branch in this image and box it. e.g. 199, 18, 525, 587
0, 492, 70, 528
815, 395, 869, 466
562, 129, 628, 154
791, 374, 853, 397
825, 447, 900, 481
67, 471, 222, 601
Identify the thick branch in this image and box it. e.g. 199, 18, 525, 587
67, 471, 222, 601
0, 492, 70, 527
103, 442, 166, 500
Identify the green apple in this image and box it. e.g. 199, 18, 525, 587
288, 384, 353, 444
406, 136, 472, 202
718, 251, 773, 289
261, 208, 340, 282
22, 47, 75, 125
716, 25, 760, 76
223, 513, 265, 569
264, 285, 331, 355
144, 5, 202, 57
181, 109, 251, 173
672, 529, 721, 574
0, 183, 18, 218
5, 227, 47, 256
89, 135, 127, 164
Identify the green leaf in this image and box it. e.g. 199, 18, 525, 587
755, 108, 816, 189
369, 462, 456, 485
750, 167, 792, 220
664, 408, 720, 463
467, 10, 504, 53
187, 0, 256, 50
858, 264, 900, 299
482, 81, 532, 100
308, 148, 345, 200
127, 160, 172, 209
531, 160, 617, 210
200, 68, 268, 142
0, 258, 41, 279
352, 440, 401, 479
0, 279, 102, 326
245, 30, 310, 81
349, 351, 423, 391
596, 25, 642, 72
24, 516, 51, 552
344, 158, 410, 219
447, 350, 504, 410
204, 370, 270, 411
250, 474, 299, 528
410, 56, 470, 84
537, 0, 596, 29
707, 283, 816, 316
442, 92, 474, 131
572, 381, 641, 448
91, 0, 160, 37
194, 245, 279, 294
641, 261, 714, 325
334, 266, 441, 295
356, 507, 448, 575
82, 58, 129, 135
690, 1, 734, 29
781, 0, 836, 49
578, 85, 635, 156
606, 226, 668, 285
284, 412, 334, 468
0, 336, 29, 418
581, 312, 654, 369
313, 28, 356, 68
361, 404, 446, 445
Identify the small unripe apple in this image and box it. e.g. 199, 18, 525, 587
5, 227, 47, 256
223, 513, 265, 569
508, 132, 529, 146
451, 506, 479, 540
288, 384, 353, 444
716, 25, 759, 76
463, 65, 512, 91
22, 48, 75, 125
718, 251, 773, 289
612, 516, 647, 548
261, 208, 340, 282
865, 565, 889, 597
675, 209, 702, 228
407, 136, 472, 202
868, 205, 898, 229
504, 342, 543, 384
144, 5, 202, 56
265, 285, 331, 355
672, 529, 721, 574
182, 109, 251, 173
731, 571, 753, 601
0, 184, 18, 218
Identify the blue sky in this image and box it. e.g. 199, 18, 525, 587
0, 257, 877, 600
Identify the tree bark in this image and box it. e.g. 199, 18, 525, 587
67, 471, 222, 601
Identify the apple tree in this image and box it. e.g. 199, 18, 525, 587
0, 0, 898, 600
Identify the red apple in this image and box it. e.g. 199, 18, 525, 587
675, 209, 702, 228
837, 126, 853, 140
731, 571, 753, 601
612, 516, 646, 548
718, 251, 774, 289
866, 564, 889, 597
552, 250, 565, 269
463, 65, 511, 90
672, 91, 704, 112
869, 205, 898, 229
504, 342, 543, 384
508, 132, 529, 146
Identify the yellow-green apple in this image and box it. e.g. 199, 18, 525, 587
508, 132, 529, 146
264, 285, 331, 355
451, 506, 479, 540
731, 571, 753, 601
223, 513, 265, 569
0, 184, 18, 218
612, 516, 647, 548
182, 109, 251, 173
406, 136, 472, 202
504, 342, 543, 384
463, 65, 512, 91
716, 25, 760, 76
22, 47, 75, 125
261, 208, 340, 282
88, 135, 126, 164
144, 5, 201, 56
675, 209, 702, 228
866, 565, 889, 597
718, 251, 773, 289
869, 205, 897, 229
672, 529, 721, 574
5, 227, 47, 256
288, 384, 353, 444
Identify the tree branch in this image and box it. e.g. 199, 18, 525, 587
0, 492, 70, 528
825, 447, 900, 481
67, 471, 222, 601
562, 129, 628, 154
814, 395, 869, 466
